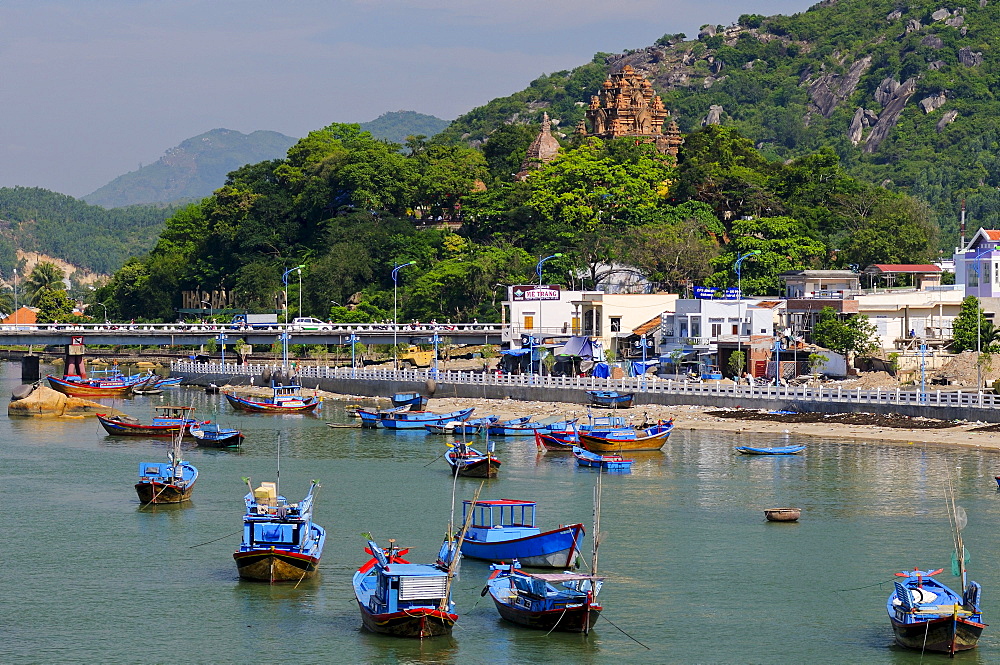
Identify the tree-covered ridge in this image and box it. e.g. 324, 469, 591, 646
94, 119, 938, 322
360, 111, 451, 145
0, 187, 176, 278
437, 0, 1000, 249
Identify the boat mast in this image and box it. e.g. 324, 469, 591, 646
947, 481, 968, 590
439, 483, 483, 612
592, 471, 602, 576
276, 432, 281, 496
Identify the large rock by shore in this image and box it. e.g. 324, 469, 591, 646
8, 384, 126, 418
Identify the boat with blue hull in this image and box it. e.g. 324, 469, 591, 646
573, 446, 633, 472
189, 422, 244, 448
460, 500, 584, 568
224, 383, 321, 414
358, 405, 409, 428
378, 408, 474, 430
586, 390, 634, 409
98, 406, 199, 437
487, 416, 577, 437
578, 420, 673, 452
233, 480, 325, 583
444, 442, 501, 478
735, 444, 806, 455
424, 416, 504, 435
390, 392, 428, 410
888, 568, 984, 654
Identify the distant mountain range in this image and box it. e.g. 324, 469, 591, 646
84, 111, 451, 208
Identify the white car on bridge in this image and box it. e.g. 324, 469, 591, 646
290, 317, 333, 331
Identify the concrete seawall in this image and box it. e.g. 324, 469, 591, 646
179, 371, 1000, 423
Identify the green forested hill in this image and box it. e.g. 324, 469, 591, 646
0, 187, 175, 278
438, 0, 1000, 247
360, 111, 450, 144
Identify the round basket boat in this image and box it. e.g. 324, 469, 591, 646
764, 507, 801, 522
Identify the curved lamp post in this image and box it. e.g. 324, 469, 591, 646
734, 250, 761, 382
282, 265, 305, 325
97, 302, 108, 324
392, 261, 415, 370
201, 300, 213, 323
533, 253, 562, 376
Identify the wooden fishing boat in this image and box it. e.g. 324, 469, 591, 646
134, 426, 197, 504
573, 446, 633, 472
444, 442, 501, 478
424, 416, 498, 435
735, 444, 806, 455
378, 407, 474, 430
390, 392, 428, 410
764, 507, 801, 522
47, 374, 133, 398
233, 480, 325, 583
98, 406, 198, 437
460, 499, 584, 568
156, 376, 184, 387
357, 405, 409, 428
888, 568, 984, 654
189, 422, 244, 447
487, 416, 577, 437
485, 474, 605, 633
887, 490, 985, 655
224, 383, 320, 414
578, 420, 673, 453
535, 431, 577, 452
353, 539, 458, 638
586, 390, 634, 409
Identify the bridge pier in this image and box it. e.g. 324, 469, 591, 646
64, 341, 88, 379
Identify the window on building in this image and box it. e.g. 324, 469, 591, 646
732, 324, 738, 335
691, 318, 701, 338
523, 315, 534, 330
610, 317, 621, 332
711, 323, 722, 337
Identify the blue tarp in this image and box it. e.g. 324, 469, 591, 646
592, 362, 610, 378
631, 359, 659, 376
555, 336, 598, 359
502, 348, 532, 356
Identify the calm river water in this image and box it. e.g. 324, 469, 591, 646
3, 362, 1000, 664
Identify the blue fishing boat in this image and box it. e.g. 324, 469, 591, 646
586, 390, 634, 409
358, 405, 409, 428
390, 392, 429, 410
888, 568, 984, 654
156, 376, 184, 387
134, 428, 197, 504
225, 382, 320, 413
735, 444, 806, 455
189, 421, 244, 448
572, 446, 633, 472
424, 416, 497, 435
378, 408, 474, 430
485, 475, 605, 633
460, 499, 584, 568
353, 538, 459, 638
487, 416, 577, 437
98, 405, 199, 437
233, 480, 325, 583
535, 431, 577, 452
444, 441, 500, 478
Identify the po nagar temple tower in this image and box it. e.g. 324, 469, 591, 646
578, 65, 682, 156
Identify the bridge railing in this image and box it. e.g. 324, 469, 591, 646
170, 361, 1000, 410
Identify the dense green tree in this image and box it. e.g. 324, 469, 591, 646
34, 289, 76, 323
810, 306, 880, 359
22, 262, 66, 305
951, 296, 997, 353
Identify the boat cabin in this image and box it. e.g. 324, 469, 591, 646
463, 500, 541, 543
151, 405, 196, 425
241, 482, 313, 549
138, 462, 182, 482
364, 542, 449, 615
272, 384, 309, 406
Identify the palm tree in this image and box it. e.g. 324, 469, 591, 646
22, 262, 66, 305
0, 287, 13, 316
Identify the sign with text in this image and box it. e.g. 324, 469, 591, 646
693, 286, 741, 300
511, 285, 561, 301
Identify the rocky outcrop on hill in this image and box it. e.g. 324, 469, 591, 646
807, 56, 872, 118
864, 78, 917, 153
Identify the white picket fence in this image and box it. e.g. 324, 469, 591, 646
171, 361, 1000, 410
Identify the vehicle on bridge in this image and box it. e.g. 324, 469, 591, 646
290, 317, 333, 331
230, 313, 280, 330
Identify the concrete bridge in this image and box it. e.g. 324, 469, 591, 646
0, 322, 505, 347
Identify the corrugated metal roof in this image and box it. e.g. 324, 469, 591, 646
631, 315, 661, 336
866, 264, 941, 273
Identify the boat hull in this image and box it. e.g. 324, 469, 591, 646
357, 603, 457, 638
492, 596, 601, 633
736, 445, 806, 455
449, 458, 501, 478
587, 391, 634, 409
890, 615, 984, 653
579, 430, 669, 452
47, 375, 132, 398
98, 414, 192, 437
224, 392, 320, 413
135, 480, 194, 504
234, 549, 320, 583
462, 524, 584, 568
191, 430, 244, 447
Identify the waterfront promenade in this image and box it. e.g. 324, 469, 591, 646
171, 361, 1000, 423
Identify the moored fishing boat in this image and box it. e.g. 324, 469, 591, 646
134, 426, 197, 504
390, 392, 428, 410
487, 416, 577, 437
886, 489, 985, 655
586, 390, 634, 409
233, 480, 325, 583
735, 444, 806, 455
460, 499, 584, 568
378, 407, 474, 430
485, 474, 605, 633
224, 382, 321, 414
189, 421, 244, 447
97, 406, 198, 437
572, 446, 633, 472
578, 420, 673, 452
358, 405, 409, 428
156, 376, 184, 387
444, 441, 501, 478
535, 431, 577, 452
424, 416, 498, 435
47, 374, 133, 398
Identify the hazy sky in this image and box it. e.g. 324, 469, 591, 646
2, 0, 814, 198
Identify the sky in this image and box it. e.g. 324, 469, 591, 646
2, 0, 815, 198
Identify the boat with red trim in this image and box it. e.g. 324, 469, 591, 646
47, 374, 133, 398
224, 382, 320, 414
98, 406, 199, 437
134, 425, 197, 504
444, 441, 501, 478
459, 499, 584, 568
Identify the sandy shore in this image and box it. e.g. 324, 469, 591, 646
223, 383, 1000, 452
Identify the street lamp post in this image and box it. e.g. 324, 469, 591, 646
282, 265, 305, 325
12, 267, 17, 319
97, 302, 108, 324
734, 250, 762, 383
298, 267, 303, 319
432, 333, 441, 378
201, 300, 213, 323
635, 334, 653, 388
972, 248, 992, 389
279, 332, 291, 370
391, 261, 415, 370
217, 333, 228, 366
533, 253, 562, 376
348, 333, 359, 378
